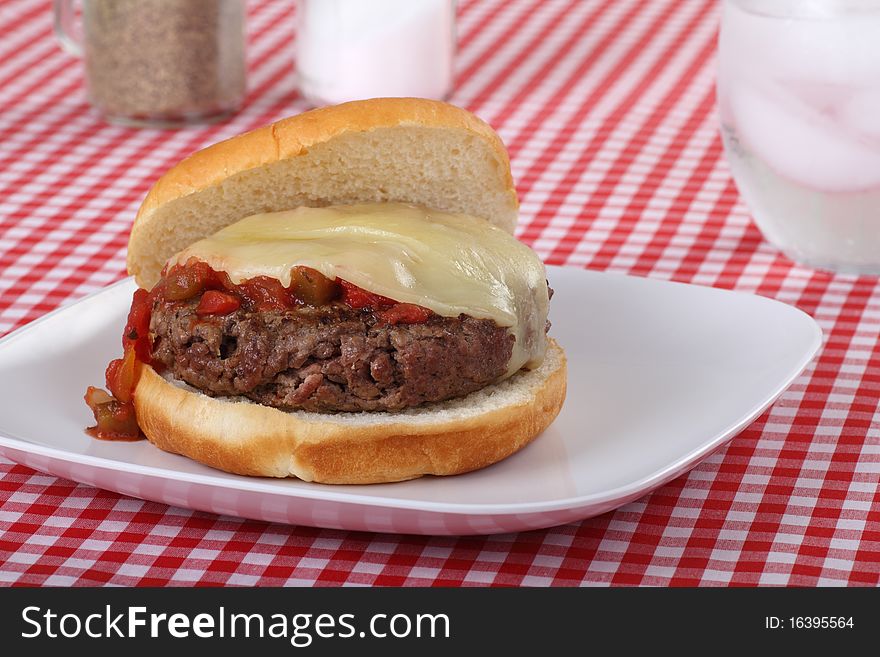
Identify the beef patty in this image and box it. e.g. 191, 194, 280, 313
150, 298, 515, 412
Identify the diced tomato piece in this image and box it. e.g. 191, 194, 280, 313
237, 276, 293, 311
106, 358, 121, 390
196, 290, 241, 315
122, 288, 152, 362
106, 346, 139, 403
378, 303, 433, 325
339, 279, 396, 310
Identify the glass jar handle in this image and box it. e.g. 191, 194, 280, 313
53, 0, 83, 57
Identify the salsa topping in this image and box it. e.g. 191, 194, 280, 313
160, 259, 434, 325
84, 386, 141, 441
84, 289, 151, 441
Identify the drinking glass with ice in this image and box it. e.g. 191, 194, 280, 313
718, 0, 880, 273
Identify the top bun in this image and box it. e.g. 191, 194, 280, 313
127, 98, 519, 288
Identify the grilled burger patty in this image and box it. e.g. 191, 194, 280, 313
150, 297, 516, 412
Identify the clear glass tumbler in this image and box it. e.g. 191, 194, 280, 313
718, 0, 880, 274
54, 0, 247, 127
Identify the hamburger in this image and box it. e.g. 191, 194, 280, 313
84, 98, 567, 484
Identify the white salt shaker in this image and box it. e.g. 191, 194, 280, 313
295, 0, 456, 107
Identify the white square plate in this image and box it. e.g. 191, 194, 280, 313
0, 266, 821, 535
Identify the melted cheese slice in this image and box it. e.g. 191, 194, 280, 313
170, 203, 549, 377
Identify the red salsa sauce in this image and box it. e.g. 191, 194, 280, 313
83, 287, 153, 441
84, 260, 433, 439
160, 259, 433, 324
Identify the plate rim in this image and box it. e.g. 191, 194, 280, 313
0, 268, 823, 518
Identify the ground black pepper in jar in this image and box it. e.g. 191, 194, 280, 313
54, 0, 246, 127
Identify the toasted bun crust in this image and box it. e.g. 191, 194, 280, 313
127, 98, 519, 288
133, 340, 566, 484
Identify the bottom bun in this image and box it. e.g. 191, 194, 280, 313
133, 339, 567, 484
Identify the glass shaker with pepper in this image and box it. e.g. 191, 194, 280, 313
53, 0, 247, 127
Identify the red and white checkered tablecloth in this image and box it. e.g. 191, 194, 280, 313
1, 0, 878, 587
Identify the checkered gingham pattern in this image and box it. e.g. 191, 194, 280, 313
1, 0, 878, 587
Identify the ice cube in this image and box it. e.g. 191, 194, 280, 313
731, 80, 880, 192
